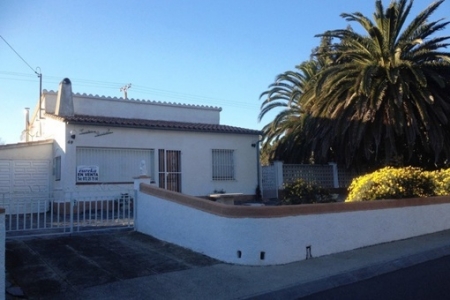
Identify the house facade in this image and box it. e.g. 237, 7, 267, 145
0, 78, 261, 206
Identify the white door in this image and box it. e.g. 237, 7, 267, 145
0, 160, 50, 213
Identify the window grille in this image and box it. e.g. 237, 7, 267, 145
76, 147, 154, 183
158, 149, 182, 192
212, 149, 235, 180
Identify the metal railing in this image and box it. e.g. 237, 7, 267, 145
1, 187, 134, 237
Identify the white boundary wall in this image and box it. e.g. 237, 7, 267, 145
135, 184, 450, 266
0, 210, 5, 300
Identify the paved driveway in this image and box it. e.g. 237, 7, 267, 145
6, 230, 219, 299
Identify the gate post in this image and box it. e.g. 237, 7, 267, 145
70, 192, 74, 233
133, 175, 151, 230
0, 208, 5, 300
274, 161, 284, 197
328, 162, 339, 188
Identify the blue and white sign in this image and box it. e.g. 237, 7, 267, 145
77, 165, 99, 182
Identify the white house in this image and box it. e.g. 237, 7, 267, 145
0, 78, 261, 208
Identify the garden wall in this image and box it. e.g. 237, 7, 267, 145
0, 209, 5, 300
135, 183, 450, 266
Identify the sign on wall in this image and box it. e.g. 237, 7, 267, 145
77, 165, 99, 182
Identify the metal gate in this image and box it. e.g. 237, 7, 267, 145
2, 188, 134, 238
262, 164, 279, 199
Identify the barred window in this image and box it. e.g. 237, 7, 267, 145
76, 147, 154, 183
212, 149, 235, 180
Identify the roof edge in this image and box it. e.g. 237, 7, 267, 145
45, 113, 262, 136
43, 89, 222, 111
0, 139, 54, 150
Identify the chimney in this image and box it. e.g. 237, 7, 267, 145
55, 78, 74, 117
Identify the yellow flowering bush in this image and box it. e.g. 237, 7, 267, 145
426, 169, 450, 196
346, 167, 435, 202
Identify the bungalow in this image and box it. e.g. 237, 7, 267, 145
0, 78, 261, 210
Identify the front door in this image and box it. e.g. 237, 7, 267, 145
158, 149, 181, 192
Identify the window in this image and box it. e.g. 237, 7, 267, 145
158, 149, 182, 192
54, 156, 61, 181
76, 147, 154, 183
212, 149, 235, 180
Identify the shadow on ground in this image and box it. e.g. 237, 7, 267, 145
6, 230, 219, 299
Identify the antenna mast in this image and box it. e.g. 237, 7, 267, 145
120, 83, 132, 99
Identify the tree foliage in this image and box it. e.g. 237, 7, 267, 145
259, 0, 450, 170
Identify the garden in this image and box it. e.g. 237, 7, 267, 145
282, 167, 450, 204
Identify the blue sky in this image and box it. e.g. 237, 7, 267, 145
1, 0, 449, 144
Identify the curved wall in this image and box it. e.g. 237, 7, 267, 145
135, 184, 450, 265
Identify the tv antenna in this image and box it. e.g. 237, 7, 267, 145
120, 83, 132, 99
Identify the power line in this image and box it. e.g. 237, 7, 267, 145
0, 71, 258, 109
0, 35, 38, 76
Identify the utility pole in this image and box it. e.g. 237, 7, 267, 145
0, 35, 43, 122
36, 67, 43, 119
120, 83, 132, 99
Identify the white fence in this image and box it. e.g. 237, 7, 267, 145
0, 190, 50, 215
261, 162, 357, 199
283, 164, 335, 187
3, 187, 134, 237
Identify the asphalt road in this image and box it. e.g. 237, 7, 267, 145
6, 230, 219, 298
301, 255, 450, 300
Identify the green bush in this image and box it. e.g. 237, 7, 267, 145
346, 166, 435, 202
282, 179, 335, 205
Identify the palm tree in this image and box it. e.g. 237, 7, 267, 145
258, 60, 318, 163
305, 0, 450, 169
258, 37, 333, 163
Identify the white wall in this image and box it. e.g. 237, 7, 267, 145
0, 210, 5, 300
63, 125, 259, 196
39, 116, 67, 144
43, 90, 221, 124
135, 187, 450, 266
0, 141, 53, 160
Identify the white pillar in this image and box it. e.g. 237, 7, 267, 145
273, 161, 284, 190
133, 175, 151, 230
133, 175, 151, 190
328, 162, 339, 188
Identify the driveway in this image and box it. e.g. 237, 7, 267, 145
6, 230, 219, 299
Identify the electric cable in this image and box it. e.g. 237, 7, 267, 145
0, 71, 257, 109
0, 35, 39, 76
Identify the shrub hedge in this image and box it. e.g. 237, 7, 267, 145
428, 168, 450, 196
282, 178, 335, 205
281, 167, 450, 204
346, 166, 450, 202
